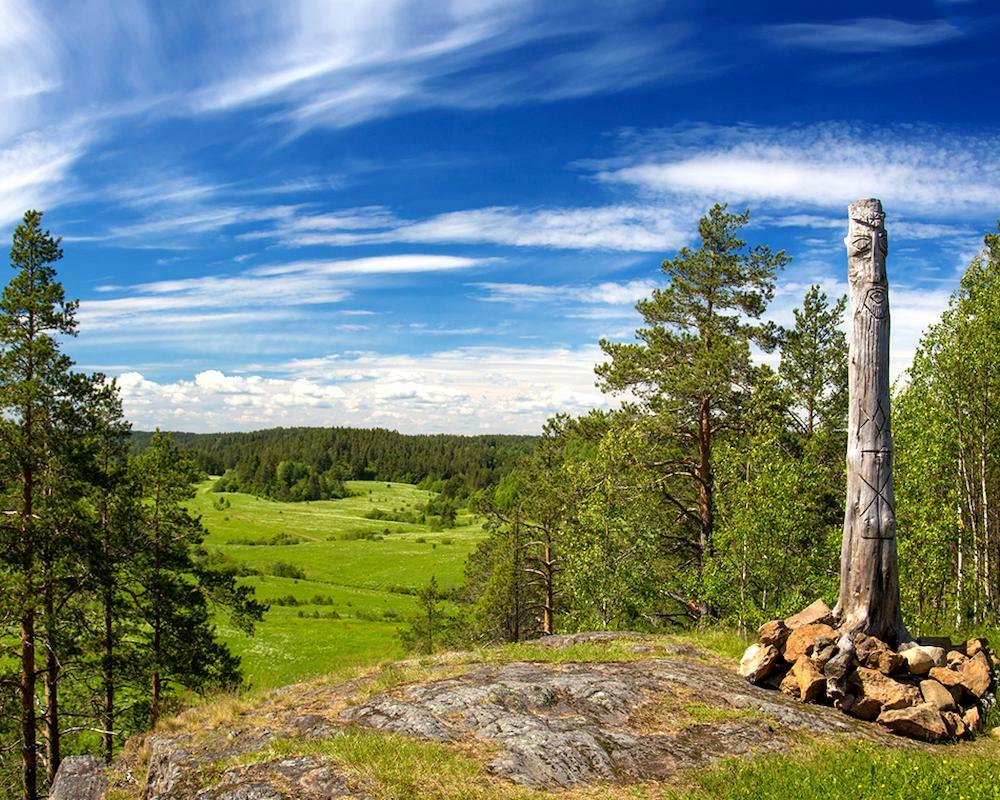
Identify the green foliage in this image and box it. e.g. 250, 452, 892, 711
894, 221, 1000, 630
703, 371, 840, 628
779, 284, 848, 434
596, 204, 789, 614
398, 576, 461, 655
268, 560, 307, 580
129, 432, 266, 723
136, 426, 535, 503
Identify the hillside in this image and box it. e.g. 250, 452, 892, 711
50, 633, 1000, 800
190, 480, 485, 687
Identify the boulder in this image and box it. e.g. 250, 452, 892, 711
738, 644, 781, 684
941, 710, 967, 739
927, 667, 965, 702
877, 703, 948, 742
964, 638, 988, 658
811, 639, 837, 670
918, 679, 956, 712
847, 668, 921, 722
791, 656, 825, 703
783, 599, 833, 631
963, 705, 983, 734
959, 652, 992, 698
49, 756, 108, 800
779, 669, 800, 699
757, 619, 790, 649
855, 636, 904, 675
783, 623, 836, 663
992, 726, 1000, 741
823, 648, 857, 707
946, 650, 968, 669
899, 645, 945, 676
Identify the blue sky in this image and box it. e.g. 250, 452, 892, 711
1, 0, 997, 433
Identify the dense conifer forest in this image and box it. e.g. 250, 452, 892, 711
128, 428, 536, 501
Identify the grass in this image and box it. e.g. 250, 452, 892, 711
191, 479, 484, 687
669, 739, 1000, 800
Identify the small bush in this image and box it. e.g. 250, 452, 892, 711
269, 561, 306, 580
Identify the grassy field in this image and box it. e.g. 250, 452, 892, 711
192, 479, 484, 688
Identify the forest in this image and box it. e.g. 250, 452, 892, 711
1, 206, 998, 800
129, 427, 536, 502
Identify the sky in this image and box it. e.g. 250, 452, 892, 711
1, 0, 997, 434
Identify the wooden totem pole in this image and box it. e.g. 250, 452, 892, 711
833, 198, 908, 645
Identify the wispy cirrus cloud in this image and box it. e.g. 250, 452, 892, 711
78, 254, 488, 334
243, 203, 695, 252
187, 1, 699, 131
597, 123, 1000, 218
763, 18, 962, 53
473, 279, 657, 305
0, 128, 90, 226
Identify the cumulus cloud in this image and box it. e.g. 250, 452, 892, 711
115, 346, 612, 434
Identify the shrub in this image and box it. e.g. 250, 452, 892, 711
269, 561, 306, 580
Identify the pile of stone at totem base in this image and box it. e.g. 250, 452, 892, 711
738, 599, 998, 743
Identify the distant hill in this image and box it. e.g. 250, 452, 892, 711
129, 426, 536, 500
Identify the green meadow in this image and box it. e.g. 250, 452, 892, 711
191, 480, 484, 688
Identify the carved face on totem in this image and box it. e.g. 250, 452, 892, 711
846, 198, 888, 290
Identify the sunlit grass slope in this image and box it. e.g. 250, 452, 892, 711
189, 480, 484, 688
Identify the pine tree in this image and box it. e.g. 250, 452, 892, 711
779, 284, 848, 435
0, 211, 77, 800
596, 204, 788, 613
128, 431, 265, 725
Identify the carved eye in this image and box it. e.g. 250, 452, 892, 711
849, 236, 870, 256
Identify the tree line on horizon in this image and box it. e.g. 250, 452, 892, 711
128, 427, 535, 503
0, 212, 266, 800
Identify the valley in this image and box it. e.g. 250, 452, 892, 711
190, 480, 484, 687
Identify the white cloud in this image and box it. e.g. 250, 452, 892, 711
115, 345, 613, 433
473, 279, 657, 305
78, 254, 488, 334
599, 124, 1000, 218
187, 1, 698, 132
249, 204, 694, 252
764, 18, 961, 53
0, 130, 88, 226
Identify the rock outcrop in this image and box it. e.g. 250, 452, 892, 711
68, 632, 942, 799
49, 756, 109, 800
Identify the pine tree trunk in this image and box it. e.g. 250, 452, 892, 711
103, 581, 115, 763
43, 579, 60, 783
696, 395, 713, 561
20, 465, 37, 800
834, 199, 907, 644
20, 609, 37, 800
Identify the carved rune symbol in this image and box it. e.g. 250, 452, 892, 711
858, 397, 888, 437
859, 448, 895, 540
